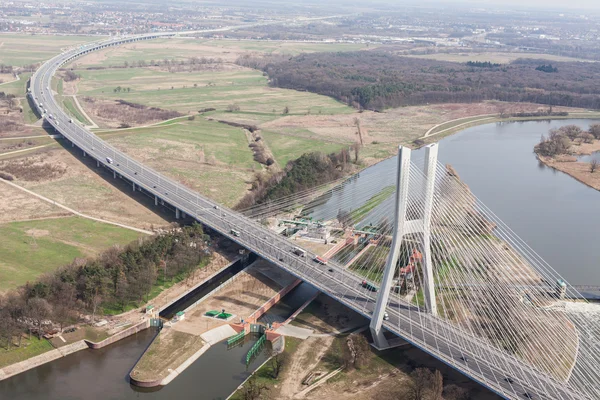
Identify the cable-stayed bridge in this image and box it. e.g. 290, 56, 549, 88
28, 33, 600, 400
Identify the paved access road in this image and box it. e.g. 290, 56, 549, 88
29, 33, 589, 400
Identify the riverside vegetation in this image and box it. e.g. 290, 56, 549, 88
0, 224, 211, 353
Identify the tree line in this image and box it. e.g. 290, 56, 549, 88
535, 123, 600, 157
235, 149, 358, 210
0, 224, 211, 349
237, 51, 600, 111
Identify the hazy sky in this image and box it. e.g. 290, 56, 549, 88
431, 0, 600, 10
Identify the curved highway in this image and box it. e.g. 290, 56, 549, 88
28, 33, 590, 400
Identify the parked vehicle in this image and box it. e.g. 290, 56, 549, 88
230, 229, 240, 237
106, 157, 114, 164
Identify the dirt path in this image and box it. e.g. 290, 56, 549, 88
0, 178, 154, 235
422, 114, 496, 138
279, 336, 334, 399
70, 95, 99, 128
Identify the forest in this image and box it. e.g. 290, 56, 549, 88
237, 51, 600, 111
0, 225, 211, 347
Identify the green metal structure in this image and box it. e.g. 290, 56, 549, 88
245, 334, 267, 365
227, 330, 245, 345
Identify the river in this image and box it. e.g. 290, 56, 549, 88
307, 119, 600, 284
2, 119, 598, 398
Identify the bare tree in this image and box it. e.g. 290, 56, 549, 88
269, 349, 289, 378
241, 376, 268, 400
589, 123, 600, 139
430, 370, 444, 400
407, 368, 433, 400
443, 384, 470, 400
590, 159, 598, 173
27, 297, 52, 339
227, 103, 240, 112
354, 117, 364, 145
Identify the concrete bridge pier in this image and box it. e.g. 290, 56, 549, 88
181, 211, 186, 219
370, 145, 411, 350
176, 208, 180, 219
155, 196, 158, 206
71, 142, 74, 148
96, 160, 100, 168
83, 151, 86, 157
113, 170, 116, 179
132, 182, 136, 191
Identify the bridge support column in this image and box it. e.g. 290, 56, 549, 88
96, 160, 100, 168
132, 182, 136, 192
181, 211, 186, 219
155, 196, 158, 206
422, 144, 438, 316
113, 170, 116, 179
83, 151, 86, 157
175, 208, 180, 219
370, 146, 411, 350
71, 142, 74, 148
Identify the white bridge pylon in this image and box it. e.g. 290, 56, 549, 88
370, 144, 438, 349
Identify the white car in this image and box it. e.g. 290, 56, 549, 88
106, 157, 114, 164
383, 312, 389, 321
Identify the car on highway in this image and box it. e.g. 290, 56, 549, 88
504, 377, 515, 384
230, 229, 240, 237
106, 157, 113, 164
460, 356, 469, 363
69, 119, 73, 123
383, 312, 389, 321
327, 268, 334, 273
292, 247, 306, 257
523, 393, 535, 399
361, 280, 378, 292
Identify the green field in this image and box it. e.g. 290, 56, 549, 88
0, 34, 100, 66
104, 118, 259, 206
0, 217, 143, 291
260, 129, 348, 166
75, 67, 353, 116
0, 335, 54, 368
63, 96, 91, 125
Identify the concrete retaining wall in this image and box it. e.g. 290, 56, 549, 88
246, 278, 302, 324
86, 319, 150, 349
181, 262, 255, 314
158, 257, 241, 314
0, 339, 89, 382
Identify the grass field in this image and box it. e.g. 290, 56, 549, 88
75, 66, 353, 116
0, 216, 143, 291
104, 118, 258, 206
406, 51, 592, 64
63, 96, 91, 125
0, 34, 100, 66
260, 129, 348, 166
0, 335, 54, 368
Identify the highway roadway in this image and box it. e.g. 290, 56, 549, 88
28, 33, 590, 400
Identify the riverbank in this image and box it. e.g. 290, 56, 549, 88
537, 138, 600, 192
0, 249, 242, 381
420, 111, 600, 143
